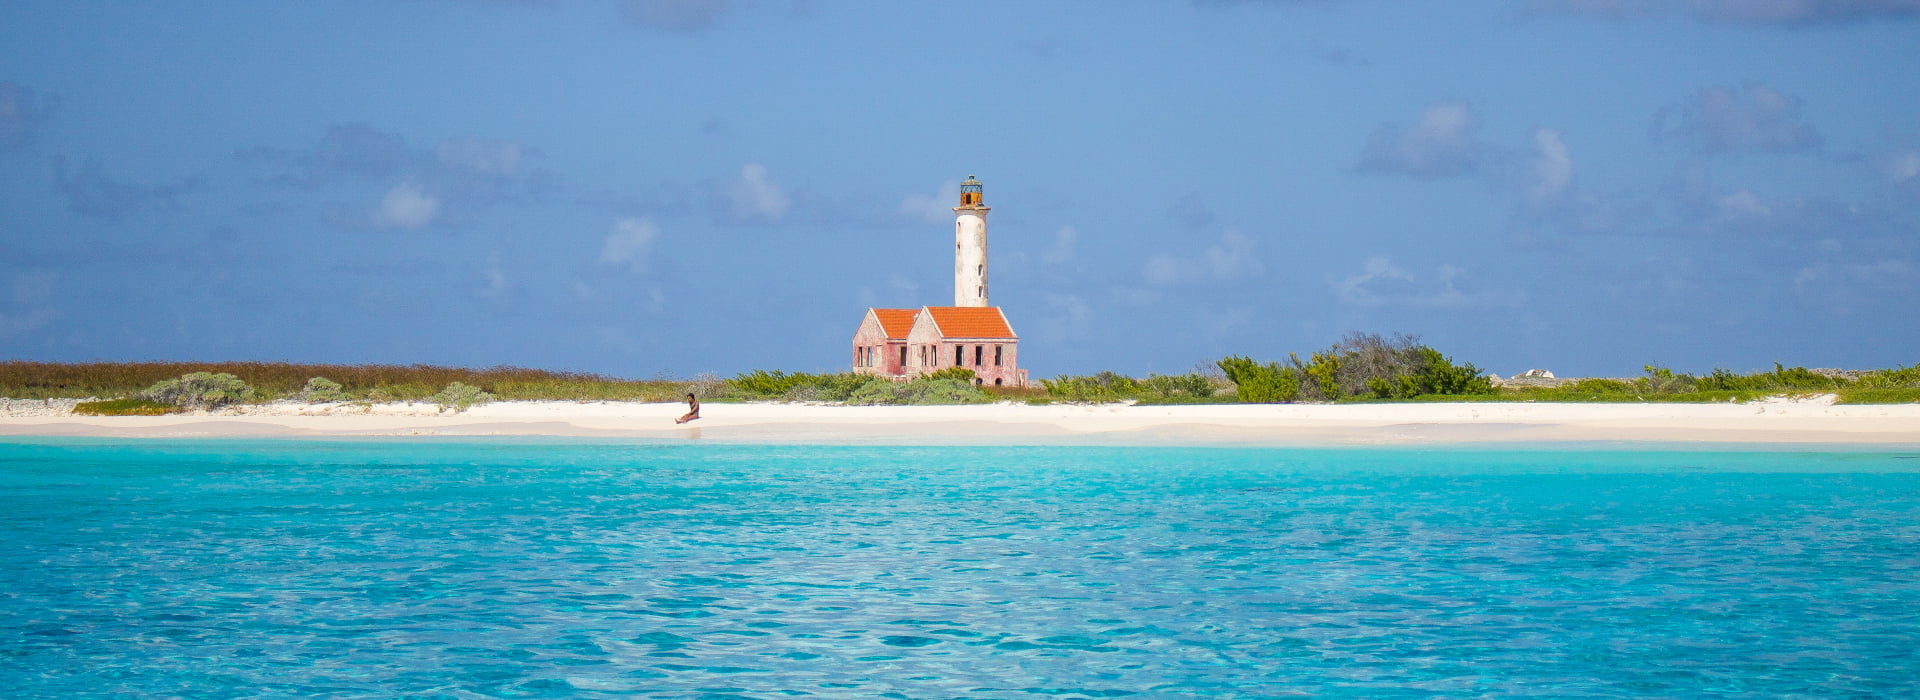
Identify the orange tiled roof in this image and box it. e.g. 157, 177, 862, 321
871, 308, 918, 339
922, 306, 1015, 339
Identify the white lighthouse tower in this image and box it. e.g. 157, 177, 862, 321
953, 174, 990, 307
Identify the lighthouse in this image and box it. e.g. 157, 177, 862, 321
953, 174, 989, 307
848, 173, 1027, 387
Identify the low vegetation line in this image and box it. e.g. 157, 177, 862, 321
4, 336, 1917, 409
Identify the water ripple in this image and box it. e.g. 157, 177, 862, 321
3, 441, 1918, 698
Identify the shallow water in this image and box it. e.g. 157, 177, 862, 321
3, 440, 1918, 698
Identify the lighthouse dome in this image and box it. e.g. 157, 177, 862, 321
958, 174, 984, 206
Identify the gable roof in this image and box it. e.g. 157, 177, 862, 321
921, 306, 1015, 339
869, 308, 918, 340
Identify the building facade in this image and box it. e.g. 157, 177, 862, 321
852, 175, 1027, 386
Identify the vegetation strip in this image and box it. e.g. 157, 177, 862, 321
4, 334, 1917, 409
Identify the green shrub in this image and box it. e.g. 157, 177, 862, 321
729, 370, 810, 397
1697, 363, 1846, 392
1837, 387, 1920, 404
846, 377, 988, 405
1298, 351, 1342, 401
782, 373, 880, 402
926, 367, 977, 383
1217, 356, 1299, 403
140, 372, 256, 410
1535, 378, 1636, 400
1042, 371, 1139, 402
299, 377, 347, 402
1855, 364, 1920, 389
1138, 372, 1215, 399
431, 381, 495, 413
72, 398, 178, 416
726, 370, 882, 402
1635, 366, 1698, 394
1038, 370, 1223, 404
1389, 346, 1494, 397
1219, 333, 1492, 403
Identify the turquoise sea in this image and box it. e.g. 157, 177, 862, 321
3, 439, 1918, 698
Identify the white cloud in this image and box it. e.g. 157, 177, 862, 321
1713, 190, 1774, 223
1889, 151, 1920, 181
600, 217, 660, 270
1357, 101, 1492, 179
1883, 148, 1920, 197
722, 163, 792, 224
1527, 128, 1574, 205
480, 252, 508, 298
1333, 256, 1523, 310
897, 180, 962, 224
1144, 228, 1263, 286
372, 182, 439, 229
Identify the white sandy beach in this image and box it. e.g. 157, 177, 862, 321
3, 397, 1917, 445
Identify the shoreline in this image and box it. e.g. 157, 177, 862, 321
4, 399, 1918, 447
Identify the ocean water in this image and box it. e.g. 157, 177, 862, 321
2, 440, 1918, 699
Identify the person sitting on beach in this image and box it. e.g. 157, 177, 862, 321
675, 393, 700, 424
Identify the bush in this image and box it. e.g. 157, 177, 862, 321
729, 370, 810, 397
782, 373, 880, 402
1367, 346, 1494, 398
1037, 370, 1225, 404
1042, 371, 1140, 402
73, 398, 178, 416
431, 381, 495, 413
299, 377, 347, 402
1219, 333, 1492, 403
1217, 356, 1299, 403
1635, 366, 1698, 394
1850, 364, 1918, 390
729, 370, 881, 402
926, 367, 977, 383
1697, 363, 1845, 392
845, 377, 989, 405
140, 372, 256, 410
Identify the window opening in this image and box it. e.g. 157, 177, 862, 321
974, 345, 983, 366
899, 346, 907, 366
994, 345, 1003, 366
954, 345, 963, 366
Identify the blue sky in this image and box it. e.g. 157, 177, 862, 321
3, 1, 1917, 379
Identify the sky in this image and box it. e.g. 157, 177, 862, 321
2, 1, 1918, 380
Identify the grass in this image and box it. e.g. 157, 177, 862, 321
0, 361, 693, 402
1836, 387, 1920, 405
72, 398, 178, 416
